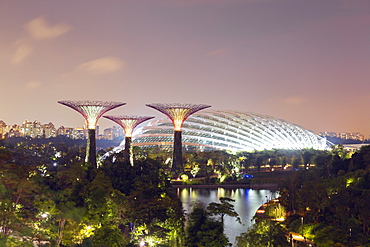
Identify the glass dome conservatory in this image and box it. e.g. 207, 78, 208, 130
132, 109, 330, 152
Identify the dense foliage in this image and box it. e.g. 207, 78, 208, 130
278, 145, 370, 246
2, 137, 370, 246
185, 199, 241, 247
0, 141, 184, 246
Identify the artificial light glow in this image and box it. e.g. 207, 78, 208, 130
145, 103, 211, 131
346, 177, 355, 187
133, 109, 330, 152
167, 108, 190, 131
81, 105, 106, 129
41, 212, 49, 218
58, 100, 126, 129
103, 116, 154, 137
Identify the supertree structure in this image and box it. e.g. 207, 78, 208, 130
103, 115, 154, 165
146, 103, 211, 177
58, 100, 126, 170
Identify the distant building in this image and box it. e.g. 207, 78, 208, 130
349, 133, 365, 142
22, 120, 42, 138
319, 132, 337, 138
42, 122, 56, 138
73, 128, 85, 139
0, 120, 6, 138
6, 124, 22, 138
0, 120, 88, 140
320, 132, 365, 142
100, 126, 124, 140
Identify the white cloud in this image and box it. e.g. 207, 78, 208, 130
11, 40, 33, 65
26, 81, 41, 89
25, 16, 71, 40
282, 96, 305, 105
77, 57, 125, 74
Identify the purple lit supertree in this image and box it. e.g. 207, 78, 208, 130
146, 103, 211, 177
103, 115, 154, 165
58, 100, 126, 171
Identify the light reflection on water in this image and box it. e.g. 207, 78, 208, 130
178, 188, 277, 245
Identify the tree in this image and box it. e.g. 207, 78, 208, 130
207, 197, 241, 226
0, 147, 45, 245
185, 201, 229, 247
101, 154, 184, 246
236, 219, 289, 247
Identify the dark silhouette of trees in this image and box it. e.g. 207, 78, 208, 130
0, 140, 184, 246
279, 145, 370, 246
207, 197, 241, 226
185, 201, 229, 247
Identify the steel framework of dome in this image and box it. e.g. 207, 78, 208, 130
132, 109, 330, 152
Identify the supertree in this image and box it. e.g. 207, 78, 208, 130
146, 103, 211, 177
103, 115, 154, 165
58, 100, 126, 170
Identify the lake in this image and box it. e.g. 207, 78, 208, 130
177, 187, 278, 245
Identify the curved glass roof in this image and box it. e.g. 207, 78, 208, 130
132, 109, 330, 151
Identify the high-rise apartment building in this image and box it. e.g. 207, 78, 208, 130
0, 120, 6, 138
42, 122, 56, 138
22, 120, 42, 138
0, 120, 91, 140
320, 132, 365, 142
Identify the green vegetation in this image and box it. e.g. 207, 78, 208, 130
278, 145, 370, 246
2, 137, 370, 246
236, 219, 288, 247
185, 198, 240, 247
0, 141, 183, 246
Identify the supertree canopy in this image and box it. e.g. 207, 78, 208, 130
103, 115, 154, 137
146, 103, 211, 131
146, 103, 211, 177
103, 115, 154, 165
58, 100, 126, 129
58, 100, 126, 175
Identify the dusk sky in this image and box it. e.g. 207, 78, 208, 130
1, 1, 369, 136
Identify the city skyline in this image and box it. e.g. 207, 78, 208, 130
0, 118, 367, 142
1, 1, 369, 134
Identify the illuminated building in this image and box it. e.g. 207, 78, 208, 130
22, 120, 42, 138
146, 103, 211, 176
42, 122, 56, 138
103, 115, 154, 165
133, 109, 331, 152
5, 124, 22, 138
0, 120, 6, 138
100, 126, 123, 140
58, 100, 126, 169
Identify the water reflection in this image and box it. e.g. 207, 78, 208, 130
178, 188, 277, 245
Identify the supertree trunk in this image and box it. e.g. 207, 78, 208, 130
58, 100, 126, 179
145, 103, 211, 178
173, 130, 183, 177
86, 129, 96, 180
103, 115, 154, 166
124, 136, 133, 165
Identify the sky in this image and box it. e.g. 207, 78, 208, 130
1, 0, 369, 136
